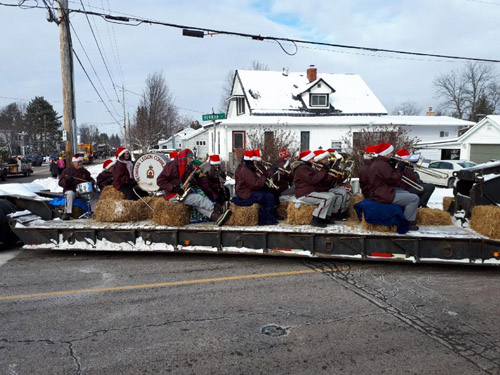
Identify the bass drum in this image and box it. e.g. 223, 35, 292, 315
133, 153, 170, 192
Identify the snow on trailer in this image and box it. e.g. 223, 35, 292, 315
9, 213, 500, 266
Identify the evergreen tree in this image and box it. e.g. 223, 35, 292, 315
24, 96, 62, 154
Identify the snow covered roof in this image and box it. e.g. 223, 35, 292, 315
236, 70, 388, 115
159, 127, 207, 144
219, 114, 474, 127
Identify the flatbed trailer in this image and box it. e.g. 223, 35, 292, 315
9, 212, 500, 266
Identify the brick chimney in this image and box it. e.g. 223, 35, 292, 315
426, 107, 435, 116
307, 65, 317, 82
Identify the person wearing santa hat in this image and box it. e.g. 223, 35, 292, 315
232, 150, 278, 225
368, 143, 420, 230
359, 144, 378, 198
58, 153, 97, 220
198, 154, 230, 206
157, 149, 232, 226
395, 148, 435, 208
292, 149, 338, 227
96, 159, 116, 191
271, 149, 294, 195
112, 147, 143, 200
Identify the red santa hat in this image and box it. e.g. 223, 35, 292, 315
102, 159, 116, 170
395, 148, 410, 160
252, 149, 262, 161
376, 142, 394, 156
170, 150, 178, 159
72, 154, 83, 163
299, 150, 315, 161
279, 149, 291, 159
364, 145, 378, 159
327, 148, 336, 154
116, 147, 129, 159
209, 154, 221, 165
313, 149, 330, 162
243, 150, 254, 161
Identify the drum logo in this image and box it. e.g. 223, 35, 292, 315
146, 165, 155, 179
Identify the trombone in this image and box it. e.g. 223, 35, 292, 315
401, 176, 424, 192
311, 161, 345, 178
255, 166, 279, 190
392, 156, 448, 179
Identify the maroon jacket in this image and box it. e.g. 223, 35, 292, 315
293, 162, 330, 198
59, 165, 94, 193
199, 167, 226, 198
368, 156, 403, 203
97, 170, 113, 190
112, 160, 134, 189
358, 159, 373, 198
272, 158, 294, 193
235, 162, 266, 200
156, 160, 194, 196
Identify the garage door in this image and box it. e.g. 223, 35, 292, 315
469, 144, 500, 163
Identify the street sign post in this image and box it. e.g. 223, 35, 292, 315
202, 113, 226, 121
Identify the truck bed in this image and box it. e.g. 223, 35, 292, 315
10, 213, 500, 266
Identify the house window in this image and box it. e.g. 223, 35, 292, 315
441, 149, 460, 160
232, 131, 245, 150
440, 131, 450, 138
300, 131, 310, 151
236, 97, 245, 115
310, 94, 328, 107
331, 141, 342, 150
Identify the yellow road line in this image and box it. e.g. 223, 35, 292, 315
0, 265, 358, 301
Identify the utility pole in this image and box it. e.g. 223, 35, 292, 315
43, 114, 47, 155
122, 85, 127, 148
57, 0, 76, 165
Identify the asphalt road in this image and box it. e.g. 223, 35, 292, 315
1, 249, 499, 374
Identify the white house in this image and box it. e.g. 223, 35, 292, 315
207, 66, 474, 166
158, 126, 210, 158
416, 115, 500, 163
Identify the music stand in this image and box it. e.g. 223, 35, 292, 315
78, 192, 93, 219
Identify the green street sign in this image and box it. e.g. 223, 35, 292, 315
202, 113, 226, 121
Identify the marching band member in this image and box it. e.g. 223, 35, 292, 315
395, 148, 435, 208
169, 150, 178, 160
59, 154, 96, 220
96, 159, 116, 191
156, 149, 231, 226
368, 142, 419, 231
271, 149, 294, 194
358, 145, 378, 198
293, 150, 336, 228
232, 150, 278, 225
198, 154, 230, 206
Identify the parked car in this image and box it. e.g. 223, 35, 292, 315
418, 160, 476, 187
25, 153, 43, 166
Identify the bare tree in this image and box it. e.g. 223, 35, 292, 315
341, 125, 420, 177
246, 125, 299, 163
129, 71, 179, 151
434, 62, 499, 121
392, 101, 422, 116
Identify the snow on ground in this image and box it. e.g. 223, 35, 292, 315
427, 187, 453, 210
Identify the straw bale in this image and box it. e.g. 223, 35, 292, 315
132, 196, 165, 220
416, 208, 452, 226
442, 197, 455, 213
99, 186, 125, 201
226, 203, 259, 226
470, 205, 500, 239
348, 194, 364, 222
277, 200, 289, 219
287, 202, 316, 225
361, 216, 397, 233
152, 200, 191, 226
94, 199, 140, 222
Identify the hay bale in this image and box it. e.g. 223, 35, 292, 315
361, 216, 397, 233
132, 196, 165, 220
443, 197, 454, 213
94, 199, 141, 222
99, 185, 125, 201
416, 208, 452, 225
348, 194, 364, 222
470, 206, 500, 239
287, 202, 316, 225
226, 203, 259, 226
152, 200, 191, 226
277, 200, 289, 220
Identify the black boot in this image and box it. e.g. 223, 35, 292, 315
210, 208, 232, 226
311, 216, 327, 228
408, 220, 419, 231
62, 213, 71, 221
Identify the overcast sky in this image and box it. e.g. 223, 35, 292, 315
1, 0, 499, 136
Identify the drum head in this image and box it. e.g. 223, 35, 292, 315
133, 153, 170, 192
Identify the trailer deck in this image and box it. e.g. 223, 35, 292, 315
10, 212, 500, 266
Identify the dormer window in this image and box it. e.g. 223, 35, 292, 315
310, 93, 328, 107
236, 97, 245, 115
